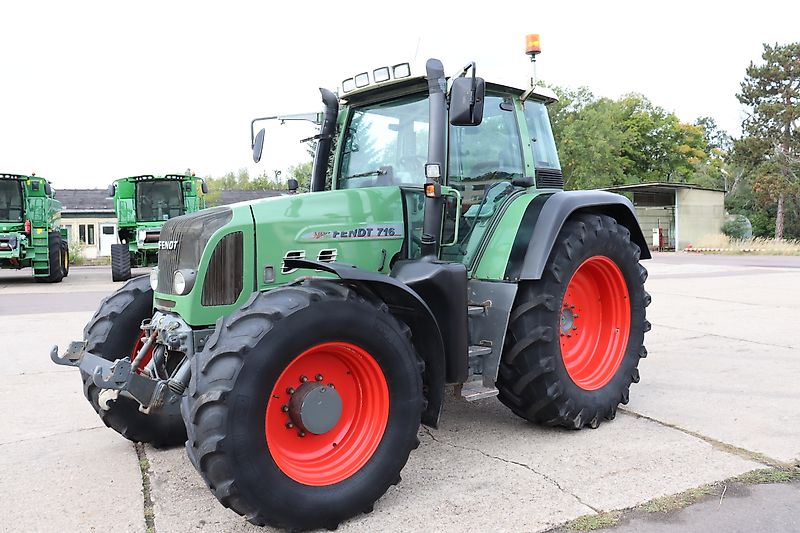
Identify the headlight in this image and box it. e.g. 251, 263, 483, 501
150, 267, 159, 291
173, 269, 196, 295
137, 230, 147, 244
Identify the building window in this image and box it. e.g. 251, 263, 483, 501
79, 224, 96, 245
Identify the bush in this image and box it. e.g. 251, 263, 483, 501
721, 215, 752, 239
68, 240, 87, 266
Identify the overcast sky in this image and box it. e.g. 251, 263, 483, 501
2, 1, 798, 189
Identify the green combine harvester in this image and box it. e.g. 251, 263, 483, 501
55, 40, 651, 531
107, 174, 207, 281
0, 173, 68, 283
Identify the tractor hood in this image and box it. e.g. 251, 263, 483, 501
153, 187, 408, 327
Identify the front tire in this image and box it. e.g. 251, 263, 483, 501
183, 281, 423, 530
81, 275, 186, 447
496, 213, 650, 429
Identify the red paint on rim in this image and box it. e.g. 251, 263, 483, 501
131, 333, 154, 372
560, 256, 630, 390
265, 342, 389, 486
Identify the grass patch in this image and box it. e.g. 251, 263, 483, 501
640, 485, 713, 514
735, 466, 800, 485
690, 234, 800, 255
564, 511, 622, 531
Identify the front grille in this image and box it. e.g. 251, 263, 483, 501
157, 208, 232, 295
202, 231, 243, 306
535, 168, 564, 189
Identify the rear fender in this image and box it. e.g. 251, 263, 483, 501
283, 258, 446, 428
508, 190, 650, 281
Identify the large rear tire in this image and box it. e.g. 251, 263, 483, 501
111, 243, 132, 282
183, 281, 423, 530
81, 275, 186, 447
496, 213, 650, 429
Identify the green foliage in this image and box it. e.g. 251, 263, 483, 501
548, 87, 715, 190
68, 239, 86, 266
721, 215, 751, 239
735, 42, 800, 239
204, 162, 312, 198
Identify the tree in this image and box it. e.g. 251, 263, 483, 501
548, 87, 713, 190
737, 42, 800, 239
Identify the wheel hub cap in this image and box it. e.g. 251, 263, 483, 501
288, 382, 343, 435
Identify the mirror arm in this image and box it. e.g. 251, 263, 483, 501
250, 113, 324, 148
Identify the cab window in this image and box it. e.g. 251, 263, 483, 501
339, 94, 429, 189
447, 94, 524, 208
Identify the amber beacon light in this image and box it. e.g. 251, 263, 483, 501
525, 34, 541, 57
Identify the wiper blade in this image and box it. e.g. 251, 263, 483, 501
343, 169, 386, 179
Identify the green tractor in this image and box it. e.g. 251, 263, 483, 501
107, 174, 208, 282
0, 173, 68, 283
53, 53, 651, 530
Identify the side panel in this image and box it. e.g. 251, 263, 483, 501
471, 191, 545, 281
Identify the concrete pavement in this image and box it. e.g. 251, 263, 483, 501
0, 254, 798, 532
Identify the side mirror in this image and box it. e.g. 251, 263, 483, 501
106, 184, 115, 197
201, 180, 209, 194
287, 178, 299, 193
253, 128, 265, 163
449, 76, 485, 126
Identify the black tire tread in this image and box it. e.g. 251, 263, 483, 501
82, 275, 185, 447
184, 280, 422, 530
496, 213, 650, 430
111, 243, 132, 282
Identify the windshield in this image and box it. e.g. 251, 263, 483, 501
339, 94, 429, 189
136, 180, 185, 222
0, 180, 24, 222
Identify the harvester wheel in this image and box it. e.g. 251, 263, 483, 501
183, 281, 423, 530
497, 213, 650, 429
111, 243, 132, 282
60, 239, 70, 277
35, 232, 65, 283
81, 275, 186, 447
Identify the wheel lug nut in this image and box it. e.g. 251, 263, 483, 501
570, 305, 575, 309
285, 422, 294, 429
299, 375, 308, 383
286, 387, 295, 395
567, 334, 572, 338
328, 383, 335, 388
315, 374, 323, 382
281, 405, 289, 412
298, 431, 306, 438
572, 326, 577, 330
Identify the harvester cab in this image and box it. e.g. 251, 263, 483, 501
107, 173, 208, 282
0, 173, 68, 282
53, 37, 651, 531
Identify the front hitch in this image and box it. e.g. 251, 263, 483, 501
50, 342, 182, 412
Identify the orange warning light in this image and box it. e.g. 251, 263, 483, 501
526, 34, 541, 56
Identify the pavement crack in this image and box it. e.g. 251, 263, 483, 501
619, 408, 788, 468
421, 427, 599, 513
134, 443, 157, 533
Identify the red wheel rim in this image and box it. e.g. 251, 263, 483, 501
131, 333, 154, 372
560, 256, 630, 390
265, 342, 389, 486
